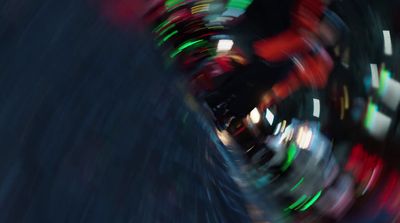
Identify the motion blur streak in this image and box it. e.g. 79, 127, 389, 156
0, 0, 252, 222
1, 0, 400, 223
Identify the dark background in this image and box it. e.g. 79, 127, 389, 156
0, 0, 252, 222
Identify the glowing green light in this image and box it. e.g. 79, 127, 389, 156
170, 39, 206, 58
285, 195, 308, 211
163, 30, 178, 41
178, 40, 203, 51
158, 24, 176, 37
364, 101, 378, 129
165, 0, 183, 9
154, 20, 171, 33
158, 30, 178, 46
300, 190, 322, 211
227, 0, 253, 10
281, 143, 297, 172
290, 177, 304, 192
378, 68, 391, 96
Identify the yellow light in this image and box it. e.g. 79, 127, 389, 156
343, 85, 349, 109
216, 129, 231, 146
191, 4, 209, 14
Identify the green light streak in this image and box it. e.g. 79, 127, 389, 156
170, 39, 206, 58
290, 177, 304, 192
178, 40, 203, 51
154, 20, 171, 33
158, 24, 176, 37
285, 195, 308, 211
165, 0, 183, 9
364, 101, 378, 129
379, 68, 391, 96
158, 30, 178, 46
300, 190, 322, 211
281, 143, 297, 172
163, 30, 178, 42
227, 0, 253, 10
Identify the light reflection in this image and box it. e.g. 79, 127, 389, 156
383, 30, 393, 56
296, 126, 313, 149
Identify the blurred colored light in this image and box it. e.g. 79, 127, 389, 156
370, 63, 379, 89
216, 129, 231, 147
249, 107, 261, 124
227, 0, 253, 10
383, 30, 393, 56
379, 68, 391, 96
362, 166, 380, 195
217, 39, 234, 52
265, 108, 274, 125
290, 177, 304, 192
158, 23, 176, 37
344, 86, 349, 110
300, 190, 322, 211
178, 40, 204, 51
280, 120, 287, 133
380, 77, 400, 111
222, 8, 246, 18
170, 39, 206, 58
312, 98, 320, 118
165, 0, 184, 10
285, 195, 308, 211
191, 4, 209, 14
281, 143, 297, 172
364, 101, 378, 129
273, 122, 282, 135
154, 20, 172, 33
366, 109, 392, 140
340, 97, 345, 120
296, 126, 313, 149
158, 30, 178, 46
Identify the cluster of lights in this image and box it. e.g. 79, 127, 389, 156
248, 107, 275, 125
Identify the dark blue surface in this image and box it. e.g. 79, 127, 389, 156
0, 1, 251, 222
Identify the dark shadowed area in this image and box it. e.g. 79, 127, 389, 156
0, 0, 252, 222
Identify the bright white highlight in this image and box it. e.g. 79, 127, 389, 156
217, 39, 234, 52
313, 98, 320, 118
249, 107, 261, 124
383, 30, 393, 56
265, 108, 274, 125
370, 63, 379, 89
296, 126, 313, 149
